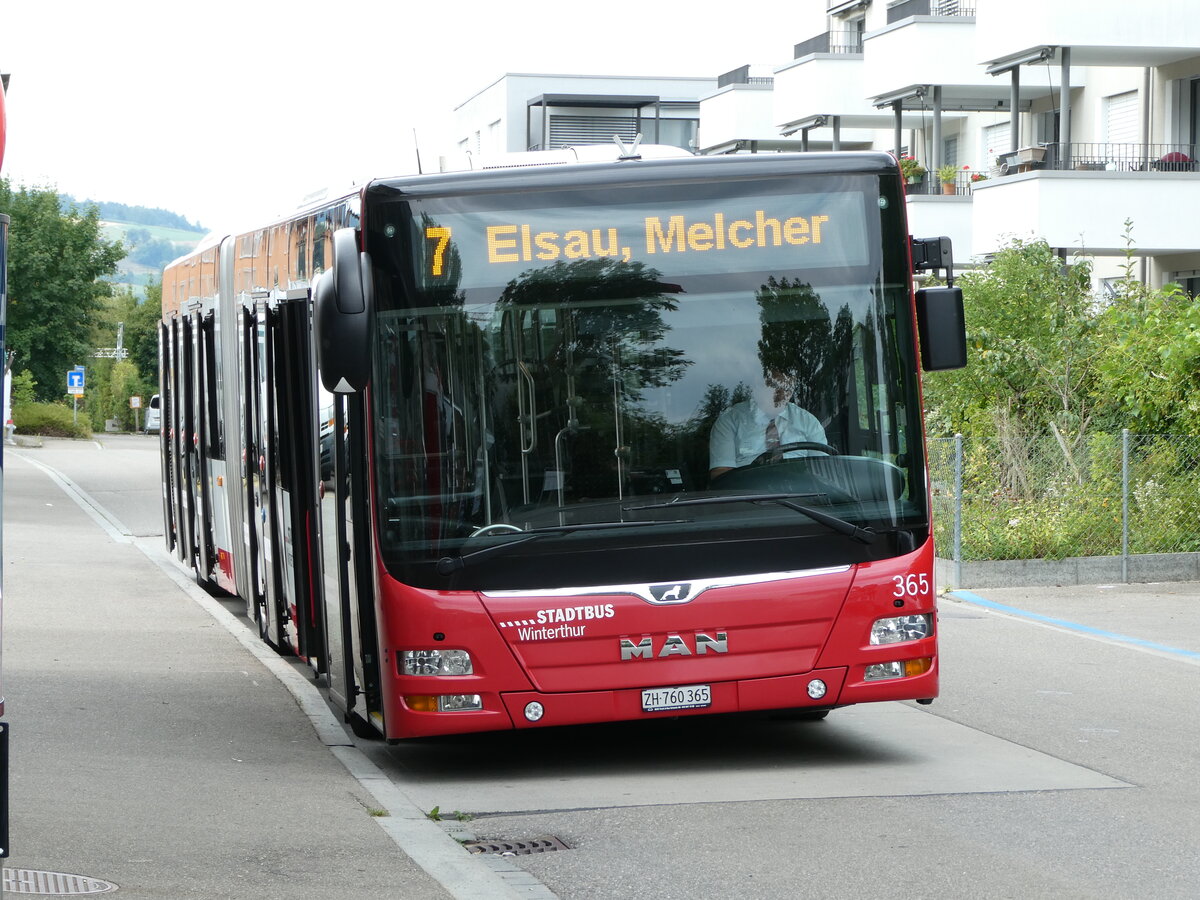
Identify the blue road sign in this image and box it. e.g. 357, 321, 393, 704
67, 368, 85, 393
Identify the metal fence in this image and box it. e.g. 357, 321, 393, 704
928, 432, 1200, 576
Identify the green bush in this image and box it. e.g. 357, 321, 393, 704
13, 402, 93, 439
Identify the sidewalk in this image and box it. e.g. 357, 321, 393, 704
0, 452, 504, 899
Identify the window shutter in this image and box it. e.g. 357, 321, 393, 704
983, 121, 1011, 169
1104, 91, 1139, 144
548, 115, 639, 148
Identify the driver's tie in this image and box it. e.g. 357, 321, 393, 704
765, 418, 782, 462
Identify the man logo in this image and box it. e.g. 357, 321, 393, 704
620, 631, 729, 660
649, 583, 691, 604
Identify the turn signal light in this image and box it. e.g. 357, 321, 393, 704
864, 657, 934, 681
403, 694, 483, 713
905, 657, 933, 677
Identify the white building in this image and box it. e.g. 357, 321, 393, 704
450, 72, 716, 161
715, 0, 1200, 291
450, 1, 1200, 291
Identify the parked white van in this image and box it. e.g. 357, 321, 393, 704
144, 394, 161, 433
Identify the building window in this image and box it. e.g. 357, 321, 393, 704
1104, 91, 1139, 144
942, 136, 959, 168
1174, 272, 1200, 297
982, 121, 1011, 171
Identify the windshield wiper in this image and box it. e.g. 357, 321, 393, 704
625, 493, 877, 545
436, 519, 691, 575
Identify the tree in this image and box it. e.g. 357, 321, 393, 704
100, 281, 162, 392
923, 238, 1100, 443
0, 180, 125, 401
1093, 274, 1200, 435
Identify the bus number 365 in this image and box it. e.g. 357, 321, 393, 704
892, 573, 930, 598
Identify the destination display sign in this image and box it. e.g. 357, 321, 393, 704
414, 191, 872, 291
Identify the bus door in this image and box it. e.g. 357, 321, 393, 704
254, 292, 325, 667
318, 390, 381, 734
494, 304, 559, 512
196, 306, 235, 592
159, 320, 178, 556
239, 298, 269, 630
252, 297, 287, 648
171, 315, 193, 567
497, 302, 612, 514
177, 312, 202, 572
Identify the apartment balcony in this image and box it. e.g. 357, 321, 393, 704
976, 0, 1200, 70
971, 142, 1200, 256
862, 1, 995, 102
699, 66, 782, 153
793, 29, 864, 58
775, 28, 950, 134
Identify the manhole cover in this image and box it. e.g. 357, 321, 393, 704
463, 837, 570, 856
2, 869, 118, 895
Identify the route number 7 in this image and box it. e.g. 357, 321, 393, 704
426, 226, 452, 276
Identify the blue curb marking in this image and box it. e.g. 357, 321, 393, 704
950, 590, 1200, 661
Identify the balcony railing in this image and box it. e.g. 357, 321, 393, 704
716, 65, 775, 88
887, 0, 975, 24
793, 29, 865, 58
991, 143, 1197, 175
902, 143, 1199, 196
906, 171, 980, 195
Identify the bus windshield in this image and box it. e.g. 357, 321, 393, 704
365, 169, 925, 590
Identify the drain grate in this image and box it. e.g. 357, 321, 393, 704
463, 836, 570, 856
2, 869, 118, 895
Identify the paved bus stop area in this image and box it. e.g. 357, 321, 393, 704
0, 449, 521, 899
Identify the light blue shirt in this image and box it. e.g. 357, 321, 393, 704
709, 401, 828, 471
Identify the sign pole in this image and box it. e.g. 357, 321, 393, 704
1, 208, 11, 868
67, 367, 85, 426
2, 68, 13, 878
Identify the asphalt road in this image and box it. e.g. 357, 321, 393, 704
11, 433, 1200, 899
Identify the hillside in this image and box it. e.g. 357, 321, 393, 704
60, 195, 208, 295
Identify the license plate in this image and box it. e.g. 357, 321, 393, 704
641, 684, 711, 712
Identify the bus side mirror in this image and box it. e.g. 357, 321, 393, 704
314, 227, 373, 393
915, 286, 967, 371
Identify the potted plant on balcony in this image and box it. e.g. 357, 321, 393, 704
899, 156, 925, 184
937, 164, 959, 195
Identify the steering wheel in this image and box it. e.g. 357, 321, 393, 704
748, 441, 838, 466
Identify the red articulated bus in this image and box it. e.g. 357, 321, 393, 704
159, 147, 966, 740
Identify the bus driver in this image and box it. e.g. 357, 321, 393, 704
708, 369, 828, 481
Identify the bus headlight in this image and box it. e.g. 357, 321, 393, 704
401, 649, 473, 676
865, 658, 933, 681
870, 614, 933, 645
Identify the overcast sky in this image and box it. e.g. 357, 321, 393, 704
1, 1, 822, 232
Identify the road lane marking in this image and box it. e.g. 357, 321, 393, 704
12, 452, 133, 543
950, 590, 1200, 666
